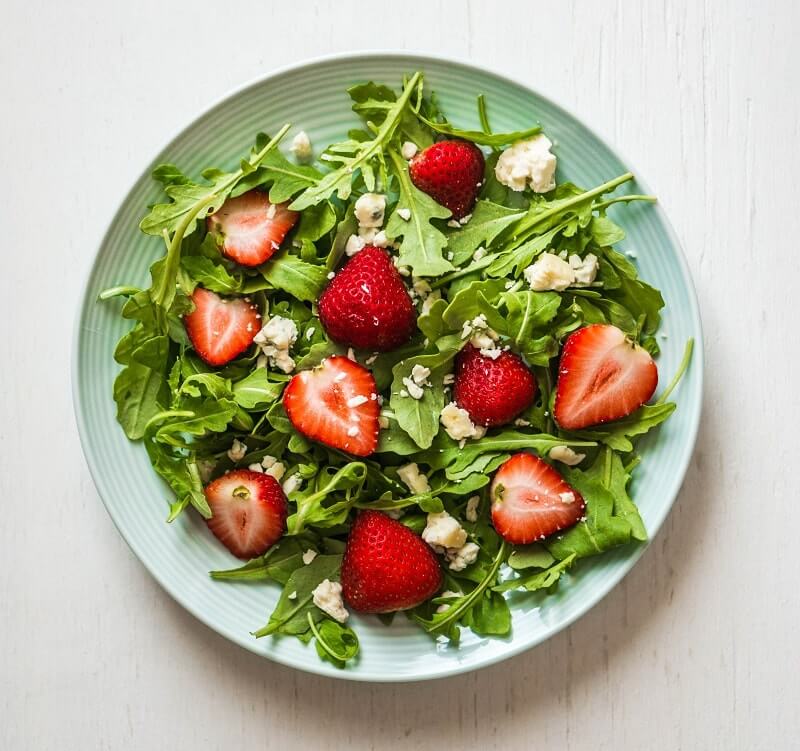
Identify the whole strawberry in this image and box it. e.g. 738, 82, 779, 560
409, 139, 485, 219
318, 245, 416, 351
453, 344, 537, 427
340, 510, 443, 613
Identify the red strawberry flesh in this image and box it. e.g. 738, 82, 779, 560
204, 469, 288, 559
207, 189, 298, 267
409, 139, 485, 219
554, 324, 658, 430
318, 245, 416, 352
283, 356, 380, 457
183, 287, 260, 367
490, 453, 585, 544
341, 510, 443, 613
453, 344, 537, 427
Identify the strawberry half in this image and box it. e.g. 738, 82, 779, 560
453, 344, 537, 427
183, 287, 260, 367
554, 324, 658, 430
282, 356, 380, 456
409, 139, 485, 219
341, 510, 443, 613
318, 245, 416, 352
204, 469, 288, 559
490, 453, 585, 544
207, 189, 298, 267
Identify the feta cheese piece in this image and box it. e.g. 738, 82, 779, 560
570, 252, 599, 286
289, 130, 313, 163
254, 315, 298, 373
436, 590, 462, 613
495, 134, 557, 193
312, 579, 349, 623
196, 458, 216, 483
354, 193, 386, 228
345, 233, 367, 257
447, 219, 461, 228
465, 495, 480, 523
247, 463, 265, 473
472, 246, 486, 261
401, 376, 425, 400
442, 373, 455, 386
459, 213, 472, 225
378, 415, 390, 429
445, 541, 480, 571
287, 590, 298, 600
371, 230, 389, 248
422, 511, 468, 550
264, 461, 286, 481
440, 402, 487, 442
549, 445, 586, 466
523, 252, 575, 292
282, 473, 303, 495
397, 462, 431, 495
397, 207, 412, 221
401, 141, 418, 160
302, 549, 318, 565
227, 439, 248, 463
410, 364, 431, 385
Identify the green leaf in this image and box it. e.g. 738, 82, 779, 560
260, 248, 328, 302
461, 589, 511, 635
258, 148, 322, 203
254, 553, 342, 637
446, 200, 526, 265
507, 544, 556, 571
310, 616, 360, 668
180, 256, 242, 294
385, 148, 453, 277
232, 368, 284, 410
494, 554, 576, 592
210, 539, 306, 584
113, 362, 167, 440
416, 114, 541, 147
288, 463, 369, 534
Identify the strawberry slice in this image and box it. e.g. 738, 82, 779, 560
183, 287, 260, 367
204, 469, 288, 559
341, 510, 443, 613
554, 324, 658, 430
283, 356, 380, 456
490, 453, 585, 544
207, 189, 298, 267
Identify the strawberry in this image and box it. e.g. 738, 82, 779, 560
554, 324, 658, 430
490, 453, 585, 544
183, 287, 260, 367
283, 356, 380, 456
207, 189, 298, 267
318, 245, 416, 351
340, 510, 443, 613
453, 344, 537, 427
204, 469, 288, 559
409, 139, 485, 219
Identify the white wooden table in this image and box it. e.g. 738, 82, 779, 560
2, 1, 797, 748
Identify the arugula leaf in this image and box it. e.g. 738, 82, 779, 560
113, 361, 168, 440
209, 539, 306, 584
416, 113, 541, 147
507, 544, 556, 571
231, 368, 284, 410
493, 554, 576, 592
260, 248, 328, 302
288, 463, 368, 534
446, 200, 526, 265
310, 615, 360, 668
385, 148, 453, 277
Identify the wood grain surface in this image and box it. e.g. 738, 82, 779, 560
2, 1, 797, 748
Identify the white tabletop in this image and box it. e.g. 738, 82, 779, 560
3, 1, 797, 748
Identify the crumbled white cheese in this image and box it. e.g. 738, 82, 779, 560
549, 445, 586, 466
312, 579, 349, 623
247, 463, 264, 473
410, 364, 431, 385
479, 345, 503, 360
371, 230, 389, 248
264, 461, 286, 481
346, 347, 357, 362
289, 130, 313, 163
196, 459, 216, 483
345, 233, 366, 257
436, 590, 462, 613
397, 463, 431, 495
302, 549, 318, 565
440, 402, 486, 441
514, 417, 531, 427
402, 376, 425, 400
445, 541, 480, 571
401, 141, 418, 160
397, 207, 412, 221
570, 253, 599, 286
421, 289, 441, 315
523, 252, 575, 292
327, 271, 335, 280
306, 326, 315, 340
393, 257, 411, 276
442, 373, 455, 386
447, 219, 461, 228
459, 213, 472, 225
354, 193, 386, 228
422, 511, 467, 550
495, 134, 557, 193
287, 590, 298, 600
473, 246, 486, 261
378, 415, 390, 429
465, 495, 480, 523
254, 315, 298, 373
282, 473, 303, 495
227, 439, 248, 463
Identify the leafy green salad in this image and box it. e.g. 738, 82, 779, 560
103, 71, 692, 669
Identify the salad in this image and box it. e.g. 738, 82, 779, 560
103, 72, 692, 668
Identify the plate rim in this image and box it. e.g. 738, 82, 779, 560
72, 50, 704, 683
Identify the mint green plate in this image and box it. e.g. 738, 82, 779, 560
73, 53, 702, 682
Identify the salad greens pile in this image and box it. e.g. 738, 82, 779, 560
103, 72, 692, 668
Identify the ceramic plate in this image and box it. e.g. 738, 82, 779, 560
73, 52, 703, 682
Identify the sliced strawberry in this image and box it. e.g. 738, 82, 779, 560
318, 245, 416, 352
554, 324, 658, 430
341, 510, 443, 613
207, 189, 298, 267
183, 287, 260, 367
453, 344, 537, 427
282, 356, 380, 457
204, 469, 288, 559
409, 139, 485, 219
490, 453, 585, 544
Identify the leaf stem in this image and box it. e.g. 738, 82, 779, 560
98, 285, 140, 301
656, 338, 694, 405
307, 613, 352, 663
